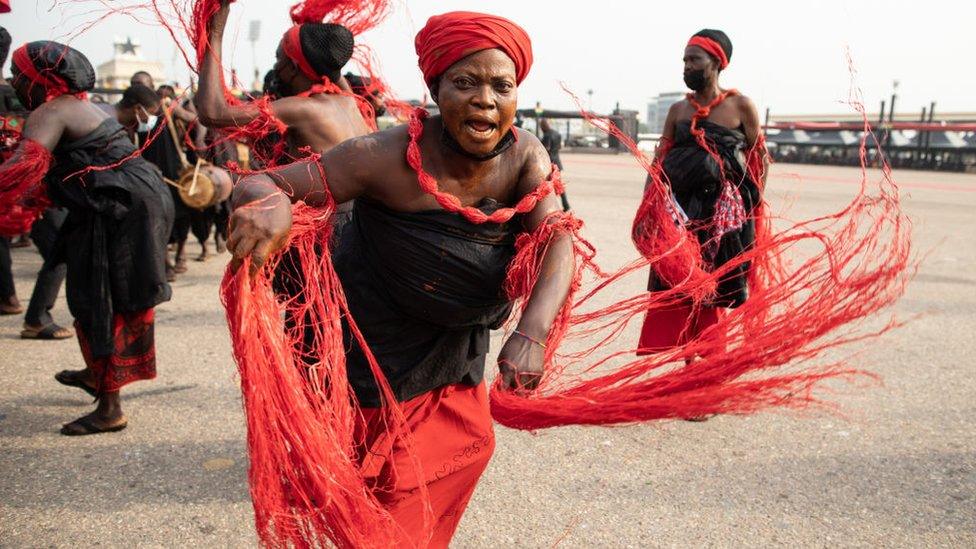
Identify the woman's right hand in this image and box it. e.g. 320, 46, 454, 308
227, 177, 293, 277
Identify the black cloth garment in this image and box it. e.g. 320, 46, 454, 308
541, 128, 570, 210
333, 198, 518, 406
0, 84, 25, 116
137, 117, 195, 244
660, 120, 761, 308
540, 128, 563, 171
46, 118, 174, 356
0, 237, 13, 299
25, 208, 68, 326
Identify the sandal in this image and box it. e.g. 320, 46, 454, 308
60, 414, 127, 436
54, 370, 99, 399
0, 301, 24, 315
21, 323, 74, 340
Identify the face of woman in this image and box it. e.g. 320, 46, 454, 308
435, 49, 518, 157
10, 65, 46, 111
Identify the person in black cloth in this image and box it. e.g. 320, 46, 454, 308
125, 84, 197, 279
196, 3, 371, 231
0, 25, 23, 315
4, 41, 173, 435
637, 28, 767, 355
539, 118, 570, 211
3, 29, 72, 339
225, 12, 573, 544
21, 206, 73, 339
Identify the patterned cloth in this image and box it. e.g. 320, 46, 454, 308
76, 310, 156, 393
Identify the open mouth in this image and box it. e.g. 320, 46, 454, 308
464, 118, 498, 139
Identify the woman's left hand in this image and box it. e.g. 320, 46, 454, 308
497, 332, 546, 392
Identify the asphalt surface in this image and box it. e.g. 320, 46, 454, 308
1, 156, 973, 547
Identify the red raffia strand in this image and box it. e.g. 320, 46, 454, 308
487, 76, 912, 429
0, 139, 53, 237
144, 0, 389, 168
221, 159, 435, 548
219, 66, 911, 542
290, 0, 392, 34
406, 108, 563, 224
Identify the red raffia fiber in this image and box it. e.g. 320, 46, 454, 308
221, 164, 435, 547
488, 81, 911, 429
220, 76, 911, 542
148, 0, 390, 167
0, 139, 53, 237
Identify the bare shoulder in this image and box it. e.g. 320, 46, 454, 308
324, 123, 408, 177
733, 93, 758, 112
669, 99, 688, 114
513, 127, 553, 194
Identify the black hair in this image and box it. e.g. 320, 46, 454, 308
298, 23, 354, 83
0, 27, 11, 66
130, 70, 154, 86
119, 84, 160, 109
692, 29, 732, 69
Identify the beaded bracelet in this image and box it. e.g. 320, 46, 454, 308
513, 329, 547, 349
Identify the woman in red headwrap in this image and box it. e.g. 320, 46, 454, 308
223, 11, 573, 548
637, 29, 768, 360
195, 1, 371, 165
0, 41, 174, 435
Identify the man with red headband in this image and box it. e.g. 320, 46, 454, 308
224, 10, 573, 547
1, 41, 173, 435
637, 29, 767, 364
195, 2, 370, 163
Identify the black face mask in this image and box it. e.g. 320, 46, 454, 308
683, 69, 707, 92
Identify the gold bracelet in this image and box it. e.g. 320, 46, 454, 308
513, 329, 547, 349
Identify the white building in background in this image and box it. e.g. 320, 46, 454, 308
95, 37, 166, 90
646, 91, 684, 133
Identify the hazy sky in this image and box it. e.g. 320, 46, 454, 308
4, 0, 974, 118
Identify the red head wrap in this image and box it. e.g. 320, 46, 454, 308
687, 36, 729, 70
11, 45, 81, 103
282, 25, 321, 81
415, 11, 533, 87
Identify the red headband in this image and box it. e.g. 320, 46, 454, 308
11, 45, 75, 103
415, 11, 533, 87
687, 36, 729, 69
282, 25, 322, 82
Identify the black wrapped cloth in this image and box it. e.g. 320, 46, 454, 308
46, 118, 174, 355
333, 197, 518, 406
661, 119, 761, 307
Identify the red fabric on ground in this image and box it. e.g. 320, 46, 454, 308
357, 383, 494, 548
637, 304, 723, 355
76, 310, 157, 393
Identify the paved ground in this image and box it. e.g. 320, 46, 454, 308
1, 155, 974, 548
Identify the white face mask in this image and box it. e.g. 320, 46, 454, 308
137, 107, 158, 133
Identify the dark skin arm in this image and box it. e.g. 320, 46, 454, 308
225, 134, 374, 275
227, 131, 575, 390
737, 95, 768, 184
195, 2, 312, 131
496, 146, 574, 390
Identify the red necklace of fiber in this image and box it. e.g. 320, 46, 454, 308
686, 89, 738, 160
406, 108, 559, 224
11, 47, 87, 103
